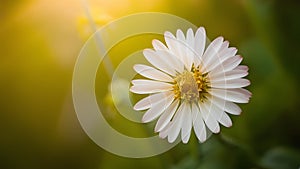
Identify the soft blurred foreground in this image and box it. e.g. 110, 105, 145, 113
0, 0, 300, 169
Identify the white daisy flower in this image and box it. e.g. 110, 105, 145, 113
130, 27, 251, 144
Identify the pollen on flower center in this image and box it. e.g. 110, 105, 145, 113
173, 66, 210, 102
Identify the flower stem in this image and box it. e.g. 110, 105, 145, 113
81, 0, 114, 78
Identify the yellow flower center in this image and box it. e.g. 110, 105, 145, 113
173, 66, 209, 102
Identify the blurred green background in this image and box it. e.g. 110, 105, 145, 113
1, 0, 300, 169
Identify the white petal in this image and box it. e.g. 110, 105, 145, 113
222, 55, 243, 71
205, 37, 233, 72
220, 47, 237, 60
218, 112, 232, 127
131, 79, 172, 86
176, 29, 193, 70
185, 28, 195, 70
159, 123, 171, 139
155, 50, 184, 74
142, 93, 174, 123
210, 78, 250, 89
134, 97, 151, 110
167, 102, 185, 143
200, 101, 220, 133
192, 103, 207, 142
176, 29, 185, 42
209, 69, 248, 82
191, 103, 198, 123
224, 102, 242, 115
201, 36, 224, 73
133, 64, 173, 82
164, 31, 180, 57
207, 96, 242, 115
206, 47, 237, 73
194, 27, 206, 66
186, 28, 195, 48
181, 103, 192, 144
155, 99, 179, 132
206, 99, 232, 127
236, 88, 252, 97
235, 65, 249, 71
152, 39, 168, 51
133, 91, 172, 111
182, 130, 191, 144
130, 80, 173, 94
143, 49, 177, 76
210, 55, 243, 74
219, 41, 229, 53
208, 88, 251, 103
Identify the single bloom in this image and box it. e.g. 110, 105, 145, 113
130, 27, 251, 143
